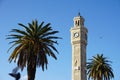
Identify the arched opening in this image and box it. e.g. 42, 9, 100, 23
78, 20, 80, 26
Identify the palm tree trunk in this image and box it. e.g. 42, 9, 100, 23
97, 77, 102, 80
27, 55, 36, 80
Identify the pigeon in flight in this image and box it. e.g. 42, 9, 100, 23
9, 66, 21, 80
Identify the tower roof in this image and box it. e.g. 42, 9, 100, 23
73, 12, 85, 27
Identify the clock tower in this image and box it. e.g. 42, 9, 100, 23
70, 13, 88, 80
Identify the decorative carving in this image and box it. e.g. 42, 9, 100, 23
75, 60, 77, 66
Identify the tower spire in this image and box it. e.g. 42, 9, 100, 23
78, 12, 80, 16
74, 12, 84, 27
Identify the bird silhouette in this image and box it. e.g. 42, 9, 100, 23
9, 66, 21, 80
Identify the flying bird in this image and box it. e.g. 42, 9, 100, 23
9, 66, 21, 80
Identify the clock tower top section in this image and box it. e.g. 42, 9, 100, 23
73, 12, 85, 28
70, 13, 88, 45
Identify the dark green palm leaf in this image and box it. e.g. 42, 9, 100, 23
46, 36, 62, 39
18, 23, 33, 36
37, 21, 44, 32
41, 31, 59, 38
7, 34, 23, 39
38, 26, 51, 36
11, 29, 29, 37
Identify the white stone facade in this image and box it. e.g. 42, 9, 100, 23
70, 14, 88, 80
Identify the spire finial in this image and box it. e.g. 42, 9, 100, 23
78, 12, 80, 16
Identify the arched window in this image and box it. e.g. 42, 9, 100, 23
75, 21, 77, 26
78, 20, 79, 26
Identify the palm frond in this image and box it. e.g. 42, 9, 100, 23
41, 31, 59, 38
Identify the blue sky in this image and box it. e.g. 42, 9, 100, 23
0, 0, 120, 80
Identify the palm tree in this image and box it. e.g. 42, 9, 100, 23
87, 54, 114, 80
7, 20, 61, 80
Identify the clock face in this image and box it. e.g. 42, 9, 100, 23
74, 32, 79, 38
